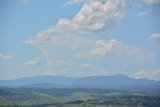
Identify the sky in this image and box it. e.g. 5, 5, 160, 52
0, 0, 160, 80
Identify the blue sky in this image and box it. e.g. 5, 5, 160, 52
0, 0, 160, 80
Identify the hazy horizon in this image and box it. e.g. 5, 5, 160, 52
0, 73, 136, 80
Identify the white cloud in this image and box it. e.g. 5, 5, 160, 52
65, 0, 160, 6
55, 0, 131, 34
75, 39, 154, 59
149, 32, 160, 40
50, 35, 95, 48
64, 0, 88, 6
137, 10, 151, 16
25, 34, 95, 49
75, 39, 120, 57
78, 64, 91, 68
23, 58, 40, 67
0, 54, 13, 61
64, 0, 110, 6
19, 0, 30, 4
143, 0, 160, 4
133, 68, 160, 81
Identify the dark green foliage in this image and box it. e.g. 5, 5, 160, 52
0, 87, 160, 107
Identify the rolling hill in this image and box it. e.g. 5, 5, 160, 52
71, 74, 159, 88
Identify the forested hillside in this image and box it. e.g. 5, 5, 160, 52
0, 87, 160, 107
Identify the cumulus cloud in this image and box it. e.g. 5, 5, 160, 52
133, 68, 160, 81
75, 39, 154, 59
149, 32, 160, 40
55, 0, 131, 34
23, 58, 40, 67
26, 0, 131, 38
25, 34, 94, 49
75, 39, 120, 57
137, 10, 151, 16
0, 54, 13, 61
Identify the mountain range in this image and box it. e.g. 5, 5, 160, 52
0, 74, 159, 89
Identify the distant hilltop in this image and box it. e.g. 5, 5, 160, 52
0, 74, 159, 89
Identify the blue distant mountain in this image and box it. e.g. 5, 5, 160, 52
0, 74, 159, 89
71, 74, 159, 88
0, 75, 77, 87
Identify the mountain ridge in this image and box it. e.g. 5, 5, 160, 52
0, 74, 159, 89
